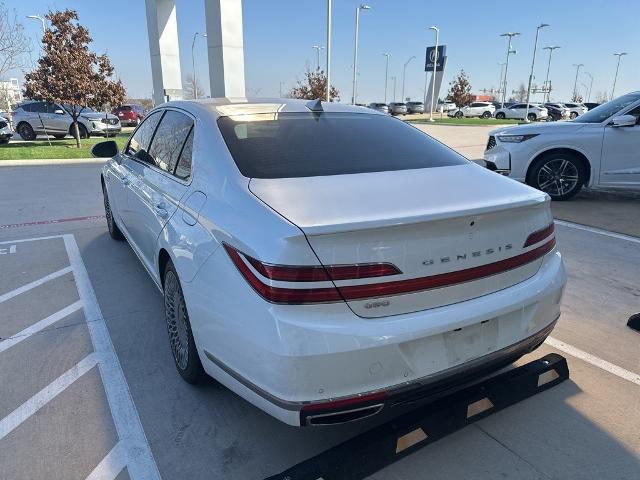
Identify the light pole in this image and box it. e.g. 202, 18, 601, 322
500, 32, 520, 108
325, 0, 332, 101
402, 56, 415, 102
312, 45, 324, 71
584, 71, 593, 102
382, 53, 391, 103
542, 46, 560, 102
391, 76, 397, 102
428, 26, 439, 122
26, 15, 46, 34
191, 32, 207, 100
524, 23, 549, 122
611, 52, 628, 100
497, 62, 506, 97
572, 63, 584, 100
279, 81, 284, 98
351, 4, 370, 105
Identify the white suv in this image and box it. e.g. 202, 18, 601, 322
494, 103, 548, 122
13, 101, 121, 140
449, 102, 495, 118
563, 102, 588, 119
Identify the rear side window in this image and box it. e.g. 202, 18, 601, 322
148, 110, 193, 173
126, 110, 162, 162
217, 112, 467, 179
175, 129, 194, 180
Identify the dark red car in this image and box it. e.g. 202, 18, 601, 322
111, 104, 146, 127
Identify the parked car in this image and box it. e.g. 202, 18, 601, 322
562, 102, 588, 119
494, 103, 548, 121
484, 92, 640, 200
448, 102, 495, 118
583, 102, 600, 110
112, 104, 146, 126
388, 102, 408, 116
438, 101, 457, 112
94, 98, 566, 426
13, 101, 121, 140
406, 101, 424, 113
543, 103, 571, 121
0, 118, 12, 144
368, 102, 389, 114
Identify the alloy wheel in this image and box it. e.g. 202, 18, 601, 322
164, 270, 189, 371
536, 158, 579, 197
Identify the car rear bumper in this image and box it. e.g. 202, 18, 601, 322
189, 246, 566, 426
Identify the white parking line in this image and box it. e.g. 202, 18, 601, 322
555, 219, 640, 244
85, 442, 127, 480
545, 337, 640, 387
0, 353, 98, 441
0, 267, 73, 304
63, 235, 161, 480
0, 301, 82, 354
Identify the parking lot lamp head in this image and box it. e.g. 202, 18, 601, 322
351, 4, 371, 104
611, 52, 628, 100
500, 32, 520, 108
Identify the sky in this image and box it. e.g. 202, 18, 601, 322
6, 0, 639, 104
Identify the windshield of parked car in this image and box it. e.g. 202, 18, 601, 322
218, 112, 467, 179
572, 93, 640, 123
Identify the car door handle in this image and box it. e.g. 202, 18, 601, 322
154, 202, 169, 218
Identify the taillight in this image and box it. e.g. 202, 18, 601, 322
524, 223, 555, 247
224, 244, 402, 304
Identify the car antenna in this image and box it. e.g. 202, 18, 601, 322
306, 98, 323, 112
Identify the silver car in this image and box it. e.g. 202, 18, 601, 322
12, 101, 121, 140
406, 101, 424, 114
368, 102, 389, 114
0, 117, 12, 144
388, 102, 408, 116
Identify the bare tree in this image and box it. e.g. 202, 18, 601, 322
509, 83, 528, 102
183, 73, 205, 100
446, 70, 472, 107
24, 9, 125, 147
0, 2, 31, 109
289, 69, 339, 101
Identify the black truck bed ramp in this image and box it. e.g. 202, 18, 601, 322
265, 353, 569, 480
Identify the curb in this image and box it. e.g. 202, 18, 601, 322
0, 158, 106, 167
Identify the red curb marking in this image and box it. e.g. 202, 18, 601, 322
0, 215, 106, 230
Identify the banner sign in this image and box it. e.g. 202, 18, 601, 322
425, 45, 446, 72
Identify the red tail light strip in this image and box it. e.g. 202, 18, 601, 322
337, 237, 556, 301
244, 254, 401, 282
523, 223, 555, 247
224, 238, 556, 304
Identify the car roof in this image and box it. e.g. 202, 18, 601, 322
162, 97, 382, 119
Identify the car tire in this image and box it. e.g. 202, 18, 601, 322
527, 152, 586, 201
102, 184, 125, 240
482, 111, 491, 118
495, 112, 506, 120
70, 123, 90, 139
163, 261, 205, 384
455, 111, 463, 118
527, 113, 537, 122
570, 112, 578, 119
17, 122, 36, 141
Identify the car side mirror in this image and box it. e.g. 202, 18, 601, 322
91, 140, 119, 158
610, 114, 637, 127
54, 109, 65, 115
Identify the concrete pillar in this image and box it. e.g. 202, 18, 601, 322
204, 0, 246, 98
145, 0, 183, 106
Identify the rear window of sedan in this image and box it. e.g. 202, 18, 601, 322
217, 112, 467, 179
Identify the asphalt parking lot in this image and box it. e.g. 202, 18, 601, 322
1, 162, 638, 479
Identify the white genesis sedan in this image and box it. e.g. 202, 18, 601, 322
94, 98, 566, 426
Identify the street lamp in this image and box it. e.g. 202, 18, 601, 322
584, 71, 593, 102
500, 32, 520, 108
279, 81, 285, 98
351, 4, 370, 105
191, 32, 207, 100
611, 52, 628, 100
382, 53, 391, 103
325, 0, 332, 101
428, 26, 439, 122
402, 56, 416, 102
524, 23, 549, 122
497, 62, 506, 97
312, 45, 324, 71
391, 76, 397, 102
26, 15, 46, 34
572, 63, 584, 100
542, 46, 560, 102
